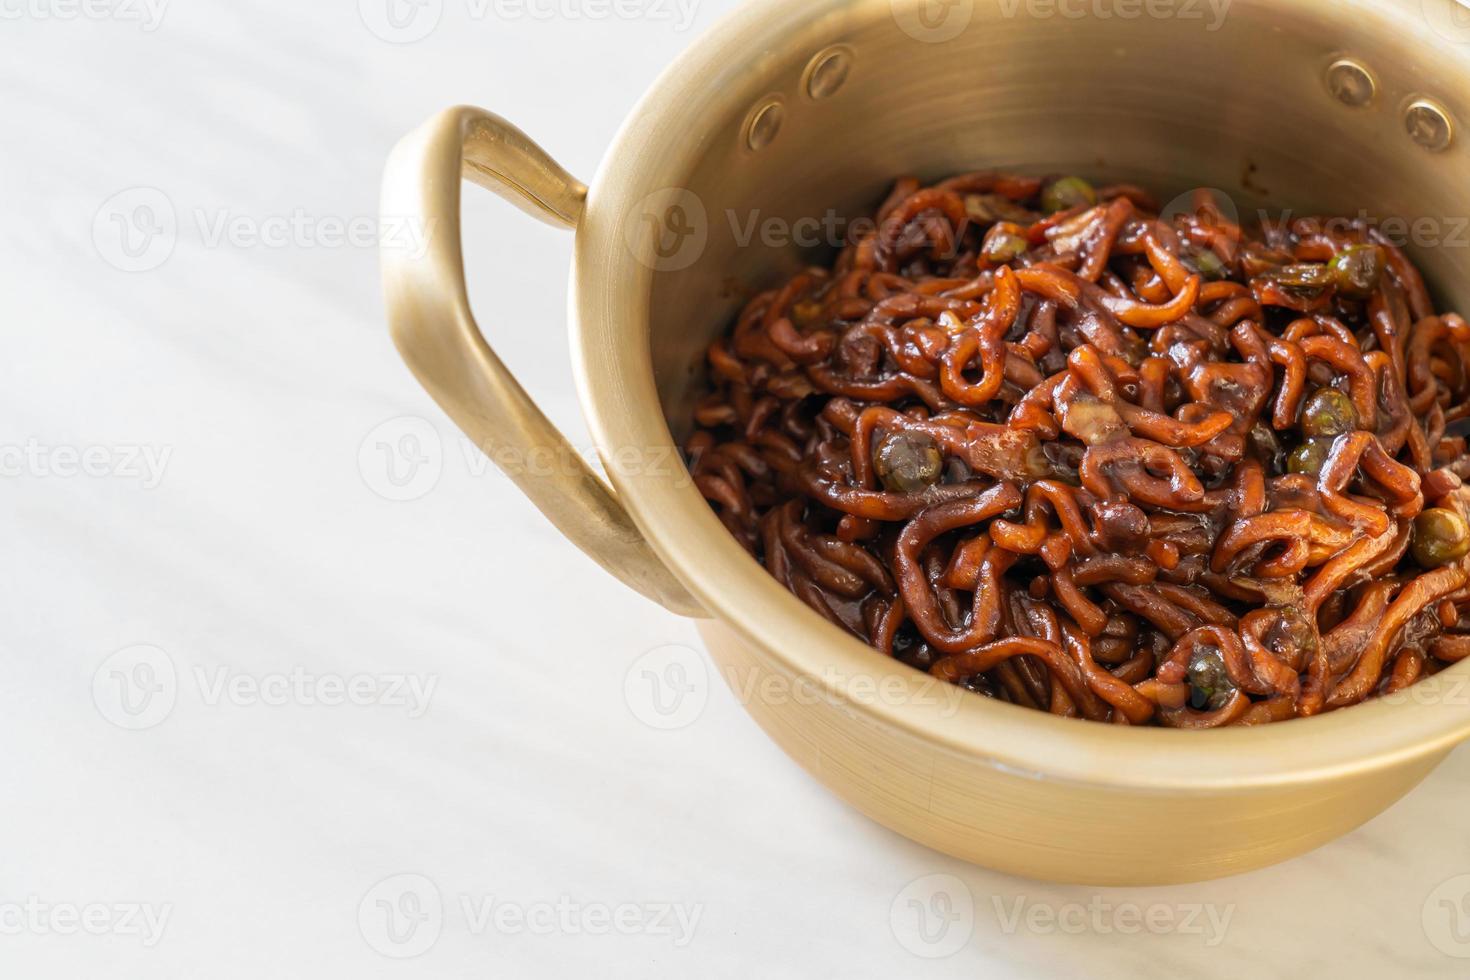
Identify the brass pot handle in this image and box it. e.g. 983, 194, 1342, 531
380, 106, 704, 618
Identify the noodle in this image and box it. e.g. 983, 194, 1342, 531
686, 175, 1470, 727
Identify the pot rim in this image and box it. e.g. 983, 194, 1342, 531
570, 0, 1470, 792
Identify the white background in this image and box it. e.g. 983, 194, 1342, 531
4, 0, 1470, 976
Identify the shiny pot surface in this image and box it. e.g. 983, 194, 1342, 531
382, 0, 1470, 884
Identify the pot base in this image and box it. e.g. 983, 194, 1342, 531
698, 620, 1445, 886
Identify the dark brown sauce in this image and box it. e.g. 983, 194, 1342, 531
685, 173, 1470, 727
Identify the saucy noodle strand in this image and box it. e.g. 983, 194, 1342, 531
687, 175, 1470, 726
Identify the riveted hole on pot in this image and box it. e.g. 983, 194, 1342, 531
745, 100, 785, 152
1325, 57, 1376, 108
805, 46, 854, 101
1405, 98, 1455, 153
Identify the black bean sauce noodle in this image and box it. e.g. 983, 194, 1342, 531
686, 173, 1470, 727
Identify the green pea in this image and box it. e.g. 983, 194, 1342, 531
1300, 388, 1360, 439
874, 431, 943, 494
1041, 176, 1097, 215
1287, 438, 1333, 476
1411, 508, 1470, 569
1187, 646, 1236, 712
981, 223, 1029, 264
1329, 244, 1385, 298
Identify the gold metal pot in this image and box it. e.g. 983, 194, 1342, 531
381, 0, 1470, 884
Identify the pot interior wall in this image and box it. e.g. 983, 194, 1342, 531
647, 0, 1470, 438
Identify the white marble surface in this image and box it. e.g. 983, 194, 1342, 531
4, 1, 1470, 976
